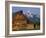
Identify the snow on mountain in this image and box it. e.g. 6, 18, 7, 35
23, 12, 40, 23
23, 12, 33, 18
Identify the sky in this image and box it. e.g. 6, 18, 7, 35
12, 7, 40, 15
